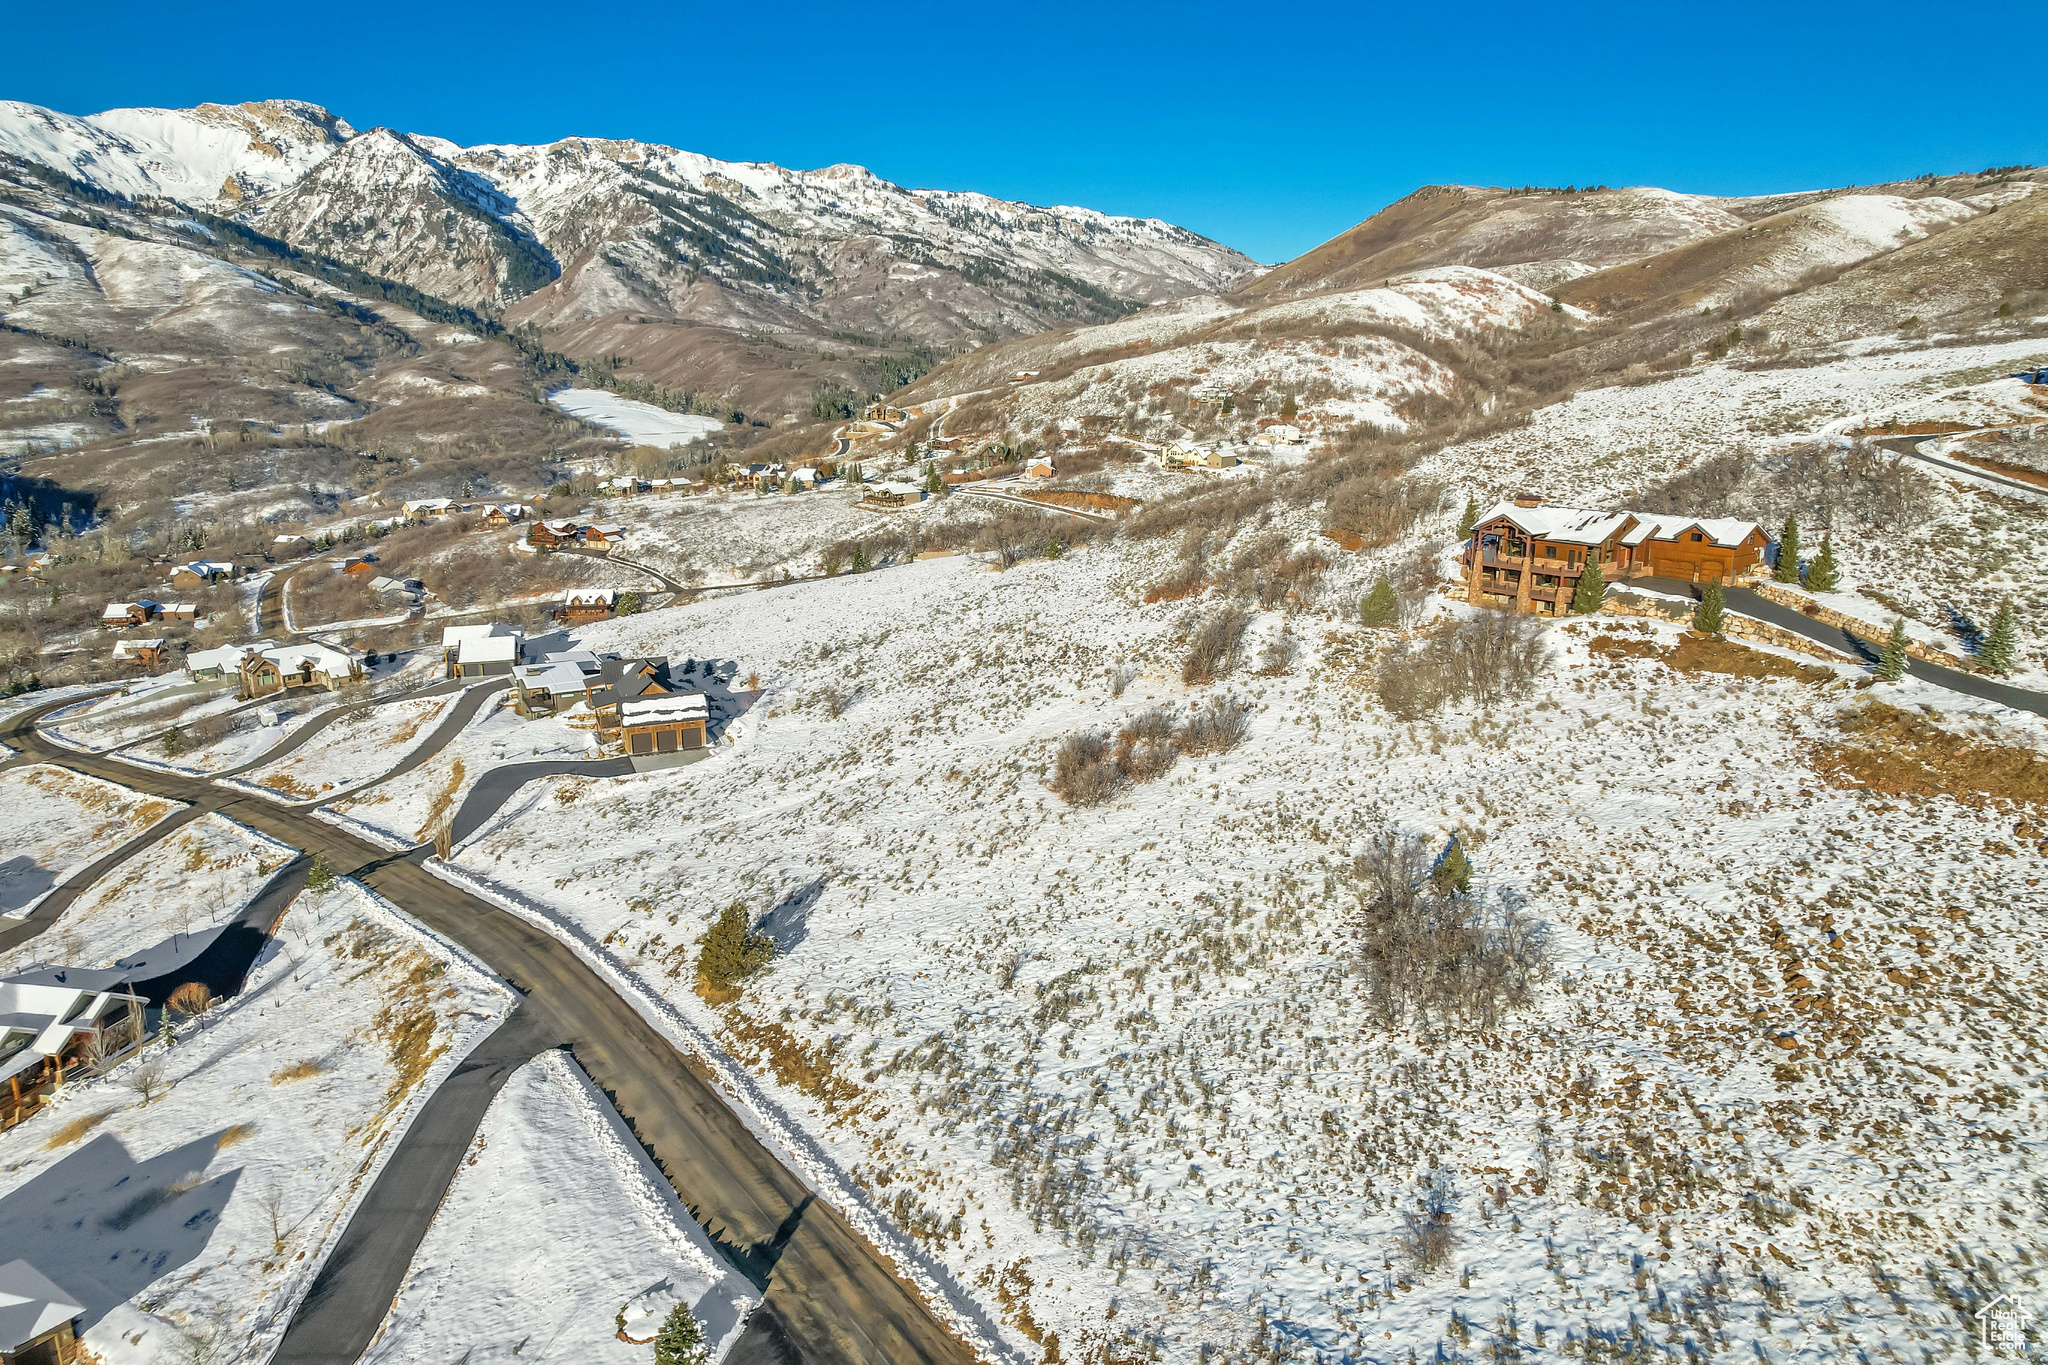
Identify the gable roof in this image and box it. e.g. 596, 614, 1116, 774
0, 1259, 85, 1349
619, 692, 709, 725
1617, 513, 1764, 548
1475, 501, 1635, 546
442, 623, 522, 647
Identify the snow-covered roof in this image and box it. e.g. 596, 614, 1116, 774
1617, 513, 1764, 548
540, 519, 583, 534
875, 481, 924, 497
112, 638, 165, 658
177, 559, 236, 576
0, 1259, 85, 1349
186, 641, 265, 674
588, 523, 625, 536
102, 601, 144, 619
1476, 501, 1635, 546
442, 623, 522, 647
404, 498, 456, 512
458, 635, 522, 665
274, 533, 307, 543
161, 603, 197, 613
564, 588, 618, 606
619, 693, 709, 725
541, 648, 602, 674
514, 661, 592, 694
262, 642, 356, 675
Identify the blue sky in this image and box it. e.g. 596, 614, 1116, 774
7, 0, 2040, 263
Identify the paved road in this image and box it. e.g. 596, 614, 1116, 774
0, 701, 978, 1365
1878, 432, 2048, 501
1636, 576, 2048, 717
952, 482, 1112, 522
446, 755, 632, 845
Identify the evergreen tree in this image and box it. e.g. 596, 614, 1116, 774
616, 591, 643, 616
1569, 559, 1606, 615
654, 1304, 706, 1365
1456, 498, 1479, 541
1693, 580, 1725, 634
1431, 839, 1471, 896
1876, 617, 1910, 681
924, 464, 943, 495
1774, 513, 1801, 583
1979, 601, 2018, 674
1359, 576, 1398, 628
851, 544, 871, 573
306, 850, 336, 891
699, 901, 774, 993
1804, 534, 1840, 592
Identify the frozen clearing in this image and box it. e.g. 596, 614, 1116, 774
0, 763, 180, 918
236, 690, 461, 802
0, 812, 294, 972
548, 388, 726, 447
0, 878, 511, 1364
444, 536, 2048, 1364
361, 1049, 758, 1364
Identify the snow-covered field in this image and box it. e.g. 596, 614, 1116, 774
0, 877, 512, 1365
433, 532, 2046, 1364
360, 1049, 758, 1364
235, 690, 462, 802
324, 688, 593, 845
0, 763, 180, 918
1, 812, 294, 972
549, 388, 726, 447
48, 680, 243, 753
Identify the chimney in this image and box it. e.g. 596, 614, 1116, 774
1512, 495, 1543, 508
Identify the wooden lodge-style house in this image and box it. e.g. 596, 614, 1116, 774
1, 966, 146, 1134
0, 1260, 87, 1365
1462, 498, 1769, 615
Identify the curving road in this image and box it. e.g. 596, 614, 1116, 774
1634, 576, 2048, 717
0, 699, 978, 1365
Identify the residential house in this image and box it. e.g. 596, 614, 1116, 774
863, 482, 926, 509
584, 524, 628, 547
789, 466, 823, 488
1025, 455, 1057, 479
510, 651, 601, 716
441, 623, 525, 679
185, 641, 261, 682
342, 555, 379, 578
743, 463, 786, 491
1256, 423, 1306, 445
402, 497, 466, 520
168, 560, 236, 591
1205, 450, 1242, 469
239, 642, 363, 695
559, 588, 618, 624
369, 575, 424, 606
0, 966, 146, 1133
272, 534, 310, 555
478, 504, 528, 530
159, 602, 199, 623
0, 1260, 86, 1365
618, 691, 709, 755
587, 657, 674, 734
528, 519, 585, 550
101, 600, 159, 629
111, 638, 167, 671
1460, 498, 1770, 616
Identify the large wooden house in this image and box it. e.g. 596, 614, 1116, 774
1462, 499, 1769, 615
239, 642, 364, 695
559, 588, 618, 624
1, 967, 147, 1134
528, 519, 585, 550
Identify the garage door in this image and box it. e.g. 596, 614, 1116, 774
629, 732, 652, 754
656, 729, 677, 752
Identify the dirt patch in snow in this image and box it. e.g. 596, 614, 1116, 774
1813, 700, 2048, 806
1587, 631, 1835, 683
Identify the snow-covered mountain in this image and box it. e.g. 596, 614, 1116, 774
0, 98, 1256, 330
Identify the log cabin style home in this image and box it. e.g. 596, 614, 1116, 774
478, 504, 527, 530
0, 1260, 87, 1365
100, 600, 159, 629
111, 637, 167, 671
1462, 498, 1769, 615
588, 657, 675, 735
559, 588, 618, 624
238, 642, 364, 695
528, 519, 585, 550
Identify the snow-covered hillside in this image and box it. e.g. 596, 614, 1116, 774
0, 99, 350, 203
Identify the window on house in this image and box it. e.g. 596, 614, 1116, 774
1544, 545, 1557, 559
1690, 532, 1704, 541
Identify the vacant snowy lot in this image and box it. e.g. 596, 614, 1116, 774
361, 1048, 757, 1364
549, 388, 726, 447
235, 691, 462, 802
0, 763, 179, 918
47, 680, 243, 753
0, 812, 294, 972
439, 532, 2046, 1364
0, 878, 511, 1365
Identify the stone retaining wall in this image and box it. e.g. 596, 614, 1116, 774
1745, 582, 1977, 672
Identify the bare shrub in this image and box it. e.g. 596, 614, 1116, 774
1398, 1175, 1460, 1278
166, 982, 213, 1018
1108, 663, 1138, 697
126, 1056, 172, 1106
1049, 732, 1122, 806
1323, 475, 1445, 550
812, 684, 856, 718
1182, 606, 1251, 685
1348, 830, 1549, 1032
1114, 708, 1179, 783
1256, 628, 1299, 676
1225, 534, 1328, 609
1374, 613, 1551, 719
1177, 695, 1251, 756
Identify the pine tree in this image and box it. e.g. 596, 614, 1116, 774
1359, 576, 1397, 628
654, 1304, 707, 1365
1804, 534, 1840, 592
699, 901, 775, 993
1431, 839, 1471, 895
1280, 392, 1298, 420
1774, 513, 1801, 583
1693, 580, 1725, 634
1569, 559, 1606, 615
1457, 498, 1479, 540
306, 850, 335, 891
1979, 601, 2018, 674
616, 591, 642, 616
1877, 617, 1910, 681
851, 544, 871, 573
924, 464, 943, 495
